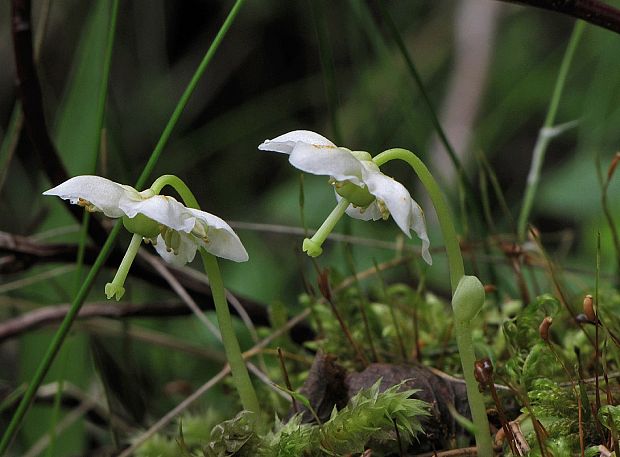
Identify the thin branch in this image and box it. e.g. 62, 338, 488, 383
0, 230, 317, 343
0, 300, 196, 342
497, 0, 620, 35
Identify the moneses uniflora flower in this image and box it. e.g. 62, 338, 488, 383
259, 130, 431, 264
44, 175, 248, 299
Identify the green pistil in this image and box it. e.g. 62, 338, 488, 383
105, 233, 143, 301
334, 181, 375, 207
303, 197, 350, 257
122, 213, 160, 239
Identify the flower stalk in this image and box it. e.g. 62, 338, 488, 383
200, 250, 260, 415
157, 175, 260, 416
373, 148, 493, 457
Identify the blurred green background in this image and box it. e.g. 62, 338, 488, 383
1, 0, 620, 455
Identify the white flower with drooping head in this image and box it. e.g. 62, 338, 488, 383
44, 175, 248, 265
259, 130, 431, 264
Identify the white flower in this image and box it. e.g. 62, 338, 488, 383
43, 175, 248, 265
259, 130, 431, 264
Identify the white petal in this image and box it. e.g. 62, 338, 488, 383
258, 130, 335, 154
187, 208, 249, 262
362, 168, 432, 265
120, 195, 196, 232
341, 194, 383, 221
153, 233, 197, 266
410, 201, 432, 265
289, 144, 365, 186
43, 175, 141, 218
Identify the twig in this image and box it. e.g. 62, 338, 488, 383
0, 300, 199, 342
497, 0, 620, 35
138, 250, 221, 338
411, 447, 478, 456
0, 230, 313, 341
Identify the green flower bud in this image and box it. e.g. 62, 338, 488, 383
122, 214, 160, 239
452, 275, 485, 322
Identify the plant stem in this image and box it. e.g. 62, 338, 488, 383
159, 174, 260, 416
517, 20, 584, 240
372, 147, 493, 457
454, 322, 494, 456
200, 250, 260, 415
373, 149, 464, 291
135, 0, 246, 190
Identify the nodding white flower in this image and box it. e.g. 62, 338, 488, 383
259, 130, 431, 265
43, 175, 248, 265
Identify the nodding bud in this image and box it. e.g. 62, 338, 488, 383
453, 275, 485, 322
474, 358, 494, 390
539, 317, 553, 342
583, 294, 596, 322
607, 152, 620, 182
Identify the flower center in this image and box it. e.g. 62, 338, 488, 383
122, 213, 160, 239
160, 226, 182, 254
334, 181, 376, 207
191, 221, 210, 243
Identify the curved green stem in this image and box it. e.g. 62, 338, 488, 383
373, 148, 493, 457
158, 175, 260, 416
373, 148, 464, 292
200, 250, 260, 415
302, 197, 350, 257
150, 174, 199, 208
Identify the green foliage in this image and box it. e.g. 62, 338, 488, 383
529, 378, 578, 438
598, 405, 620, 432
259, 415, 317, 457
502, 295, 562, 388
138, 381, 428, 456
203, 411, 261, 457
135, 434, 181, 457
317, 381, 428, 456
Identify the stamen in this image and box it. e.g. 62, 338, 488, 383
77, 198, 97, 212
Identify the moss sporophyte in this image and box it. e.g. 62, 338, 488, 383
259, 130, 494, 457
43, 174, 260, 416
